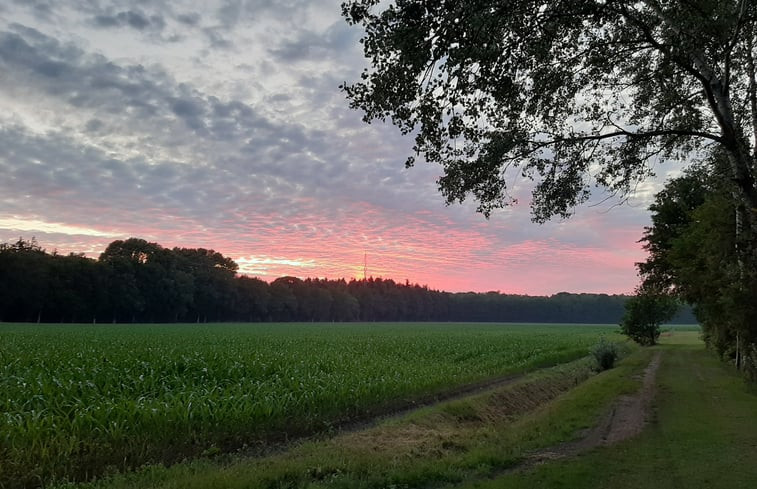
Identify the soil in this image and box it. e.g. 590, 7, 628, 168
523, 351, 662, 466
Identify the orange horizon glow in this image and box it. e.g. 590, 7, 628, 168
0, 202, 646, 296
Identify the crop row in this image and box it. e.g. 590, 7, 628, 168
0, 322, 615, 487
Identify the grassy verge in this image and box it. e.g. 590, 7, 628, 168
58, 341, 647, 489
463, 331, 757, 489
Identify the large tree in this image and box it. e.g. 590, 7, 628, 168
342, 1, 757, 236
638, 157, 757, 371
343, 0, 757, 371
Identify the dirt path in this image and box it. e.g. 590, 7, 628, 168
523, 350, 662, 465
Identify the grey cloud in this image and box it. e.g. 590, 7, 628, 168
0, 17, 475, 233
0, 26, 383, 218
227, 0, 336, 26
85, 118, 104, 133
91, 10, 166, 32
270, 21, 362, 63
216, 0, 243, 29
0, 125, 139, 211
0, 25, 281, 143
171, 97, 203, 118
176, 12, 201, 26
203, 27, 233, 49
52, 2, 197, 43
10, 0, 56, 21
207, 0, 340, 49
0, 124, 259, 228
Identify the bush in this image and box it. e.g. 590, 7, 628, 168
621, 291, 678, 346
591, 338, 619, 371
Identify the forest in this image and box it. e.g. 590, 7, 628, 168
0, 237, 693, 324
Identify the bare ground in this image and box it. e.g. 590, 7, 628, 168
523, 350, 662, 466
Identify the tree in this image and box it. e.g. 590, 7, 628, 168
232, 276, 270, 322
621, 290, 678, 345
344, 0, 757, 370
342, 0, 757, 236
0, 238, 51, 322
174, 247, 238, 322
637, 157, 757, 370
269, 277, 300, 321
99, 239, 159, 322
636, 164, 712, 295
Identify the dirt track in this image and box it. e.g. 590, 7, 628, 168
524, 351, 662, 465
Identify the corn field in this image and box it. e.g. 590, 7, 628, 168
0, 322, 615, 487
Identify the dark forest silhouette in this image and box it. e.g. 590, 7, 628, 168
0, 237, 694, 324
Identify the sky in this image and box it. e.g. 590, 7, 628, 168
0, 0, 681, 295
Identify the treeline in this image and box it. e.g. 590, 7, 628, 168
637, 154, 757, 370
0, 237, 694, 324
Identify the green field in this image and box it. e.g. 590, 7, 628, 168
0, 322, 616, 487
51, 329, 757, 489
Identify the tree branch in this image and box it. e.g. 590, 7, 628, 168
723, 0, 750, 95
611, 1, 737, 145
535, 127, 724, 147
746, 24, 757, 159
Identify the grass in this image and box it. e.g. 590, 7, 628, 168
0, 322, 616, 488
461, 331, 757, 489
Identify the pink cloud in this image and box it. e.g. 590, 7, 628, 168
1, 198, 646, 295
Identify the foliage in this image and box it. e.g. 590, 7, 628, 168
0, 322, 613, 487
342, 0, 757, 225
342, 0, 757, 372
0, 237, 695, 324
591, 338, 620, 370
621, 292, 678, 346
637, 158, 757, 369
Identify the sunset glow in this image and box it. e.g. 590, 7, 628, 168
0, 1, 675, 295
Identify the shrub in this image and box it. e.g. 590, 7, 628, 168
591, 338, 619, 371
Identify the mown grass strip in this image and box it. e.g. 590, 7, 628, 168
460, 331, 757, 489
57, 342, 646, 489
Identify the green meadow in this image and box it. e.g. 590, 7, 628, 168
0, 322, 615, 487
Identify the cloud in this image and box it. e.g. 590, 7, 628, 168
0, 218, 123, 238
91, 9, 166, 32
0, 2, 658, 295
0, 23, 311, 158
176, 12, 201, 26
215, 0, 243, 29
8, 0, 56, 21
269, 21, 362, 63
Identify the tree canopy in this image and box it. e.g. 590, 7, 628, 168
0, 237, 697, 325
636, 157, 757, 371
620, 289, 678, 345
342, 0, 757, 226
